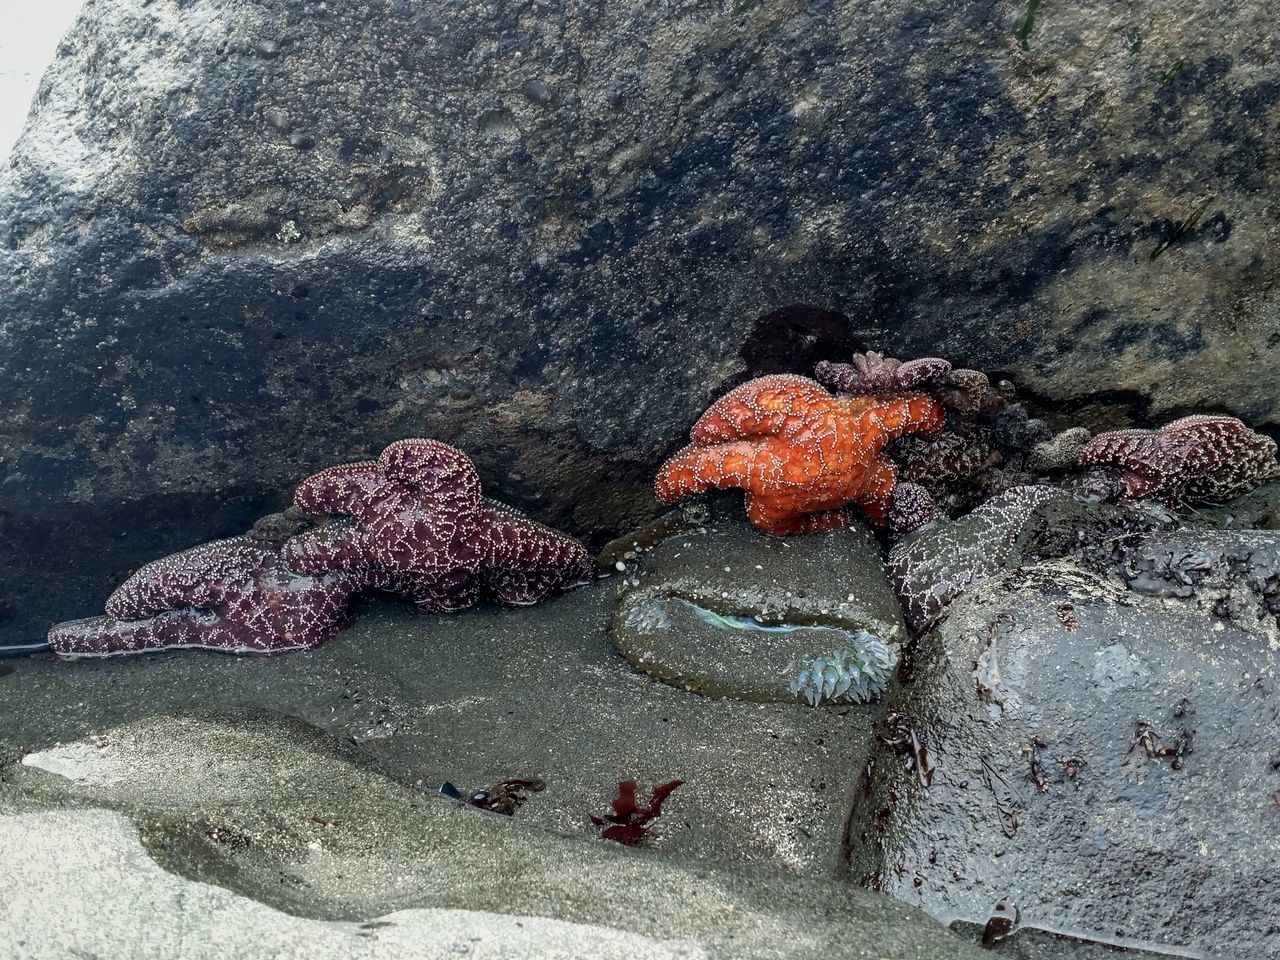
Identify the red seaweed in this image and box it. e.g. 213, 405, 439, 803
591, 778, 684, 845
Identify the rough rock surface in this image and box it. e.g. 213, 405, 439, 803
611, 517, 907, 701
846, 531, 1280, 958
2, 583, 881, 878
0, 717, 986, 960
4, 0, 1280, 642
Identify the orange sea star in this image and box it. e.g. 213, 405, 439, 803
654, 374, 945, 535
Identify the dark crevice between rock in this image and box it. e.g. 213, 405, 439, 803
0, 484, 288, 647
739, 304, 855, 379
1013, 381, 1280, 445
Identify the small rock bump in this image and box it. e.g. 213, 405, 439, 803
521, 79, 554, 104
263, 109, 292, 132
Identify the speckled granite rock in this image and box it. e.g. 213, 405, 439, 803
3, 0, 1280, 643
846, 530, 1280, 958
611, 518, 907, 703
0, 716, 988, 960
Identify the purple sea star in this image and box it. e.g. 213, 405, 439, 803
1078, 415, 1280, 506
47, 536, 386, 657
814, 352, 952, 396
888, 481, 941, 540
283, 438, 593, 610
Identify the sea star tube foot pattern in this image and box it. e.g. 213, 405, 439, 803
654, 374, 945, 535
283, 438, 593, 609
1078, 415, 1280, 506
814, 352, 952, 395
48, 536, 379, 657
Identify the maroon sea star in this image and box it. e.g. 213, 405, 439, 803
47, 536, 385, 657
1078, 415, 1280, 506
283, 438, 593, 610
888, 481, 941, 539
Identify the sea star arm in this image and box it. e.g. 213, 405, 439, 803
655, 437, 797, 504
477, 501, 592, 574
855, 393, 946, 448
850, 455, 899, 526
1077, 430, 1168, 501
104, 537, 264, 620
464, 501, 593, 604
49, 612, 239, 656
282, 518, 380, 575
53, 560, 368, 657
745, 499, 850, 536
292, 461, 387, 522
406, 569, 482, 613
689, 374, 833, 443
379, 438, 483, 505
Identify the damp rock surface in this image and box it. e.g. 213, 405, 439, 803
4, 0, 1280, 642
1, 583, 873, 878
0, 718, 987, 960
848, 532, 1280, 959
611, 518, 906, 702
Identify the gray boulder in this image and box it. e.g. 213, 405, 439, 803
847, 531, 1280, 958
3, 0, 1280, 643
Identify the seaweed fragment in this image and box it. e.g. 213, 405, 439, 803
1124, 719, 1193, 771
469, 778, 546, 815
1149, 195, 1214, 261
1014, 0, 1042, 49
979, 754, 1022, 837
882, 712, 935, 788
591, 779, 684, 844
437, 777, 546, 815
1160, 58, 1185, 86
1027, 737, 1050, 793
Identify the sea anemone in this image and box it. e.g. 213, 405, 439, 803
783, 631, 899, 705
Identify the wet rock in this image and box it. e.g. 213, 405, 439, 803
1, 583, 870, 876
1117, 527, 1280, 629
1, 714, 985, 960
4, 0, 1280, 643
1189, 481, 1280, 531
846, 535, 1280, 958
611, 519, 907, 703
